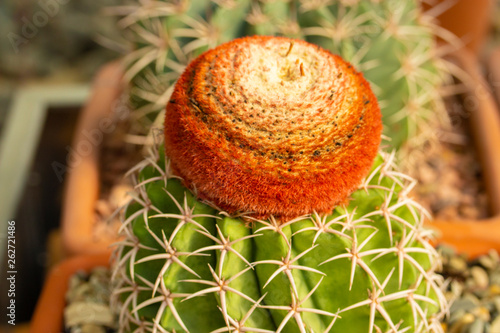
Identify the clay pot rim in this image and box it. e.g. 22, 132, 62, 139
61, 61, 125, 256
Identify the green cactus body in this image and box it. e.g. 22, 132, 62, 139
116, 0, 448, 150
113, 147, 445, 332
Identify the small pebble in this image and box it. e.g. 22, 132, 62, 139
449, 308, 467, 326
494, 296, 500, 313
479, 255, 496, 271
489, 285, 500, 296
449, 256, 468, 274
65, 302, 114, 327
468, 318, 486, 333
71, 324, 106, 333
450, 298, 480, 314
64, 268, 116, 332
448, 313, 475, 333
438, 246, 500, 332
490, 250, 500, 264
491, 316, 500, 332
463, 293, 481, 306
491, 272, 500, 286
471, 266, 490, 289
451, 279, 465, 297
472, 306, 490, 322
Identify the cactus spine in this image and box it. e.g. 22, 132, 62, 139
112, 36, 446, 332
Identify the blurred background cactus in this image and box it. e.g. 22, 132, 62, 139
109, 0, 450, 151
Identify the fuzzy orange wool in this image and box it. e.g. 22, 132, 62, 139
164, 36, 382, 220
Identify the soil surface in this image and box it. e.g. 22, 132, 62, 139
93, 115, 143, 242
411, 99, 489, 221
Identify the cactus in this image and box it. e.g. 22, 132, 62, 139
112, 36, 446, 333
111, 0, 448, 150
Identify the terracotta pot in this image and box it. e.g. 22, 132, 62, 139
488, 46, 500, 107
29, 253, 110, 333
61, 62, 125, 256
427, 48, 500, 258
423, 0, 493, 56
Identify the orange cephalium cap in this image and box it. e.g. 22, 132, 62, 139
164, 36, 382, 220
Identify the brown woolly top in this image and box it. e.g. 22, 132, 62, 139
164, 36, 382, 220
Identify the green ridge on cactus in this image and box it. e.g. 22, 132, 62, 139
112, 146, 445, 332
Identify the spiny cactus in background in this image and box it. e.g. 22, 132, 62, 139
109, 0, 449, 150
112, 37, 446, 333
